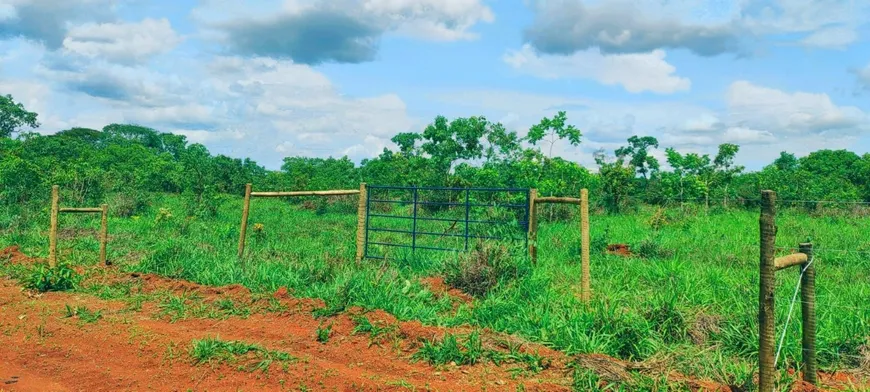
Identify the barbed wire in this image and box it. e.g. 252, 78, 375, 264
618, 195, 870, 205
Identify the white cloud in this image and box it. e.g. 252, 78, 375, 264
726, 80, 868, 135
434, 81, 870, 168
7, 41, 415, 168
523, 0, 870, 56
799, 26, 857, 50
62, 18, 182, 64
503, 44, 691, 94
0, 0, 118, 48
195, 0, 494, 64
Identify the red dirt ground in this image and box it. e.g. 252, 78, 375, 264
1, 248, 867, 391
0, 246, 37, 265
606, 244, 633, 257
420, 276, 475, 306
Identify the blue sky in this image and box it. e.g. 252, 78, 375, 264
2, 0, 870, 170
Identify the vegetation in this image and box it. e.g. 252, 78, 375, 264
189, 337, 294, 372
2, 94, 869, 389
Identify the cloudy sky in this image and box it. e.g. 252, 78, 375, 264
1, 0, 869, 170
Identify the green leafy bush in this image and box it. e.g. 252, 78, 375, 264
24, 263, 80, 292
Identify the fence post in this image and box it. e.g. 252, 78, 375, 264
355, 183, 367, 263
799, 242, 816, 385
99, 204, 109, 265
759, 190, 777, 392
237, 183, 252, 259
528, 188, 538, 264
580, 189, 590, 302
49, 185, 59, 268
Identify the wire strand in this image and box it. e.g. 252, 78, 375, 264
774, 256, 814, 368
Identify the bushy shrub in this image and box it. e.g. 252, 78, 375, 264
24, 263, 81, 292
443, 240, 530, 297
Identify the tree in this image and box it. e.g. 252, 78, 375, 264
594, 149, 635, 212
772, 152, 798, 171
712, 143, 744, 206
0, 94, 40, 138
615, 135, 660, 180
526, 111, 581, 157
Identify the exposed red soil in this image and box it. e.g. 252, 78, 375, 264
420, 276, 474, 305
1, 246, 867, 392
0, 276, 572, 392
0, 246, 38, 265
606, 243, 633, 257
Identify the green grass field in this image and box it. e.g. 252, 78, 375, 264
2, 194, 868, 390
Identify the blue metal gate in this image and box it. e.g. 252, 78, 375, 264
363, 186, 530, 259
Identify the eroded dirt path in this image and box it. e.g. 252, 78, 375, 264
0, 247, 866, 392
0, 274, 574, 392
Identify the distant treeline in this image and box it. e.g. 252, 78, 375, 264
2, 94, 868, 216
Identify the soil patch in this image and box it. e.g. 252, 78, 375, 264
131, 272, 250, 300
0, 245, 37, 265
606, 244, 633, 257
420, 276, 474, 305
0, 277, 571, 392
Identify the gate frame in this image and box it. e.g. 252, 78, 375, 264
236, 183, 362, 259
361, 185, 532, 260
48, 185, 109, 267
531, 189, 592, 302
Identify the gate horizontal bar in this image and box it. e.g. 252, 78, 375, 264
370, 214, 528, 227
368, 185, 528, 192
368, 227, 414, 235
59, 207, 103, 213
368, 199, 411, 204
368, 241, 461, 252
251, 190, 359, 197
536, 196, 581, 205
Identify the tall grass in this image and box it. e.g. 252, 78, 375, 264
1, 194, 868, 386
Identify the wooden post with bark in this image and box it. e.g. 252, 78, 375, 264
758, 190, 818, 391
528, 188, 538, 264
237, 183, 253, 259
580, 189, 590, 302
799, 242, 816, 385
49, 185, 59, 268
355, 183, 367, 263
758, 190, 776, 392
99, 204, 108, 265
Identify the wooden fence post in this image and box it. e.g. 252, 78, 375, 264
580, 189, 590, 302
355, 183, 367, 263
99, 204, 108, 265
799, 242, 817, 386
237, 183, 252, 259
49, 185, 59, 268
759, 190, 777, 392
528, 188, 538, 264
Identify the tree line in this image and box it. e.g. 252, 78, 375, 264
2, 93, 869, 217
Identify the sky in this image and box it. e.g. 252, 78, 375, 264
1, 0, 869, 171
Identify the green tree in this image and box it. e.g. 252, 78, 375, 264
615, 135, 660, 180
772, 151, 799, 171
526, 111, 581, 157
0, 94, 40, 138
594, 149, 634, 212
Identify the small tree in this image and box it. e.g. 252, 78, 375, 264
0, 94, 40, 138
594, 149, 635, 213
615, 136, 660, 180
526, 111, 581, 158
